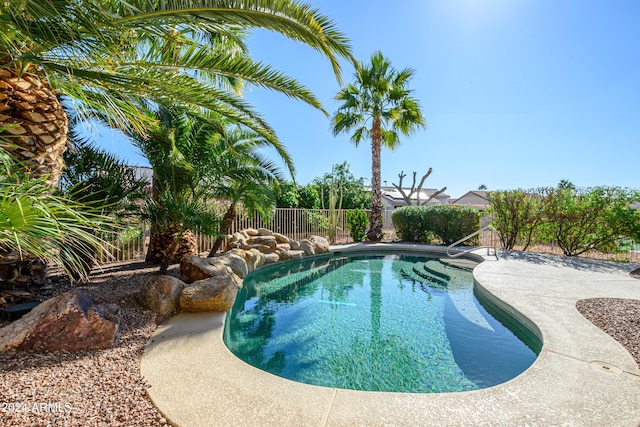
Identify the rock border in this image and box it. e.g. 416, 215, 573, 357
138, 230, 330, 316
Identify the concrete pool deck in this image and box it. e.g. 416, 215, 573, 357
140, 244, 640, 426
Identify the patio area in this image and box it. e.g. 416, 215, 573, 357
140, 244, 640, 426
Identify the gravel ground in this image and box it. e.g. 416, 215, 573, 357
0, 260, 177, 427
576, 297, 640, 367
0, 259, 638, 426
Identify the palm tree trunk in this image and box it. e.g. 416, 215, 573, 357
0, 63, 69, 185
208, 203, 237, 257
367, 116, 384, 241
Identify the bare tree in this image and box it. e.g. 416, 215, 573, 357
392, 169, 447, 206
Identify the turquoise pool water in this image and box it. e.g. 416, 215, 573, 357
224, 251, 540, 393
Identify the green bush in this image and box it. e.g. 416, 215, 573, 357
391, 206, 425, 242
422, 205, 480, 245
392, 205, 480, 244
346, 209, 368, 242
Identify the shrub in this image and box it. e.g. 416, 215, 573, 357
487, 189, 545, 250
346, 209, 368, 242
538, 186, 640, 256
391, 206, 425, 242
421, 205, 480, 245
391, 205, 480, 244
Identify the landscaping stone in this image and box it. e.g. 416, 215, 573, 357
0, 290, 121, 352
257, 228, 273, 236
263, 253, 280, 264
309, 235, 330, 254
180, 255, 218, 284
300, 239, 315, 256
215, 251, 249, 278
278, 250, 304, 261
247, 235, 277, 249
179, 270, 241, 312
273, 232, 290, 244
137, 275, 185, 317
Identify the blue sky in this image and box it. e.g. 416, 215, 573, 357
92, 0, 639, 198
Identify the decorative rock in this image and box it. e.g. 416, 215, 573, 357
290, 240, 301, 250
257, 228, 274, 236
241, 248, 266, 272
180, 270, 242, 312
278, 250, 304, 261
263, 253, 281, 264
180, 255, 217, 284
0, 290, 121, 352
247, 235, 277, 249
249, 244, 272, 253
276, 243, 291, 252
231, 232, 247, 245
244, 228, 259, 236
137, 275, 185, 317
310, 235, 330, 254
300, 239, 315, 256
215, 251, 249, 278
273, 232, 290, 244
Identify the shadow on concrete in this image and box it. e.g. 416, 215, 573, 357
498, 250, 640, 275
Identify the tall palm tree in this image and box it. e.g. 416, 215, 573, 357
0, 0, 353, 184
331, 51, 426, 241
0, 135, 115, 281
207, 128, 286, 256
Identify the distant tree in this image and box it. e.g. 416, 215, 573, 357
312, 162, 370, 209
392, 169, 446, 206
478, 184, 488, 191
276, 181, 299, 208
298, 185, 321, 209
558, 179, 575, 190
276, 182, 321, 209
331, 51, 426, 241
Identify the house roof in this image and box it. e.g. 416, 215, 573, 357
450, 190, 490, 208
375, 186, 450, 207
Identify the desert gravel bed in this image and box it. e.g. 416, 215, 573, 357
0, 261, 175, 427
576, 297, 640, 367
0, 259, 639, 426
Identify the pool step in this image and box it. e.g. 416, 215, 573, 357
411, 263, 448, 287
423, 260, 451, 281
438, 258, 478, 271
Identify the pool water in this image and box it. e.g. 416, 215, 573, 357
224, 252, 540, 393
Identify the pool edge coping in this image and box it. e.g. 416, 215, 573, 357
141, 244, 640, 427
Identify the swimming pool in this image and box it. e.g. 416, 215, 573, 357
224, 250, 541, 393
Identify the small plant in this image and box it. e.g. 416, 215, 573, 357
346, 209, 368, 242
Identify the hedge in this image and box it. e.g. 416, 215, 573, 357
391, 205, 480, 245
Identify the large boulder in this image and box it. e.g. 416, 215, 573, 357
180, 255, 218, 284
277, 250, 305, 261
228, 248, 265, 274
0, 290, 121, 352
137, 275, 185, 317
246, 235, 277, 250
309, 235, 330, 254
300, 239, 315, 256
180, 266, 242, 312
215, 251, 249, 278
263, 253, 280, 264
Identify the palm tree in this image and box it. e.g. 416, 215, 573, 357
0, 136, 115, 281
130, 107, 215, 267
331, 51, 426, 241
0, 0, 353, 184
207, 128, 286, 256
